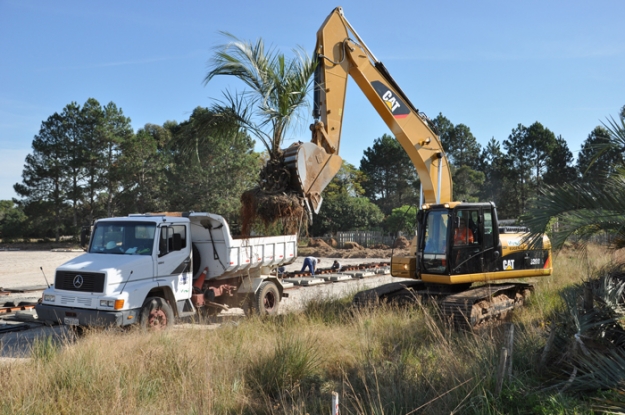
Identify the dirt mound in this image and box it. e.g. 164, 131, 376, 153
370, 243, 390, 250
343, 241, 364, 250
328, 238, 338, 248
308, 238, 330, 248
393, 237, 411, 249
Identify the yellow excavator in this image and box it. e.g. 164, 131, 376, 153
283, 7, 552, 325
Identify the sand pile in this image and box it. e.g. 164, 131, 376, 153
393, 236, 411, 249
308, 238, 331, 248
343, 241, 364, 250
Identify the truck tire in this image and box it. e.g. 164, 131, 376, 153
140, 297, 174, 330
253, 281, 280, 316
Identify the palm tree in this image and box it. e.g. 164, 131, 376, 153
203, 34, 316, 234
204, 32, 316, 161
523, 113, 625, 250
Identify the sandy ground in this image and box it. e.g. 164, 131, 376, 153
0, 249, 405, 359
0, 249, 84, 290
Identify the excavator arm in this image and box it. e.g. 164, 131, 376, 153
285, 7, 453, 215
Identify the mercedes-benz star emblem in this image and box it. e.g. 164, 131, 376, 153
73, 275, 84, 289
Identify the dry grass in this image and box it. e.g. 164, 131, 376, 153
0, 245, 620, 414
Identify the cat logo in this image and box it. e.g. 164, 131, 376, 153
503, 259, 515, 270
372, 81, 410, 119
382, 91, 401, 112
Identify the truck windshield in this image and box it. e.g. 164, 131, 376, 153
89, 221, 156, 255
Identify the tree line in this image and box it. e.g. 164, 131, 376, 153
311, 107, 625, 236
2, 30, 623, 242
1, 98, 621, 241
1, 99, 259, 241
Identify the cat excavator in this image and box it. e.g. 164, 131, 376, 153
283, 7, 552, 325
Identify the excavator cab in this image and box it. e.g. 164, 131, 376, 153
418, 203, 501, 280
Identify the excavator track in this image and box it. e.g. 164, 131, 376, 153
440, 283, 532, 328
353, 282, 533, 329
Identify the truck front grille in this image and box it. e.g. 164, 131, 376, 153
55, 271, 105, 293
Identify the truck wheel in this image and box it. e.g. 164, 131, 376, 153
253, 281, 280, 316
140, 297, 174, 330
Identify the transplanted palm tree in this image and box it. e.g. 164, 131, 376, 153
204, 32, 316, 161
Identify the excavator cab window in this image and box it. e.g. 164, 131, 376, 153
450, 207, 493, 275
422, 210, 449, 274
451, 210, 481, 275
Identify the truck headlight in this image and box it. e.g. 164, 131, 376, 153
43, 294, 55, 302
100, 300, 115, 307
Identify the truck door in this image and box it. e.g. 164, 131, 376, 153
156, 224, 192, 301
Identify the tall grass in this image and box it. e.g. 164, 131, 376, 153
0, 246, 618, 414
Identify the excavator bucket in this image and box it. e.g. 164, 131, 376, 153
284, 142, 343, 215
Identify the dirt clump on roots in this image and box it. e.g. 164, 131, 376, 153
240, 188, 305, 236
240, 154, 313, 236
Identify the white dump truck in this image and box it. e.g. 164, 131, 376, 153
36, 212, 297, 329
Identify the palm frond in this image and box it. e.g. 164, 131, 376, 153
602, 115, 625, 150
208, 91, 272, 153
204, 33, 316, 159
562, 348, 625, 392
523, 178, 625, 250
542, 265, 625, 395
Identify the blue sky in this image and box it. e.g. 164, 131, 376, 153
1, 0, 623, 201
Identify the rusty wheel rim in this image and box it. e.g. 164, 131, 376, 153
264, 291, 276, 311
148, 307, 167, 328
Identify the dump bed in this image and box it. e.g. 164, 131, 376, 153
188, 213, 297, 280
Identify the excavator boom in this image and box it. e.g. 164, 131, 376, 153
285, 7, 452, 214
